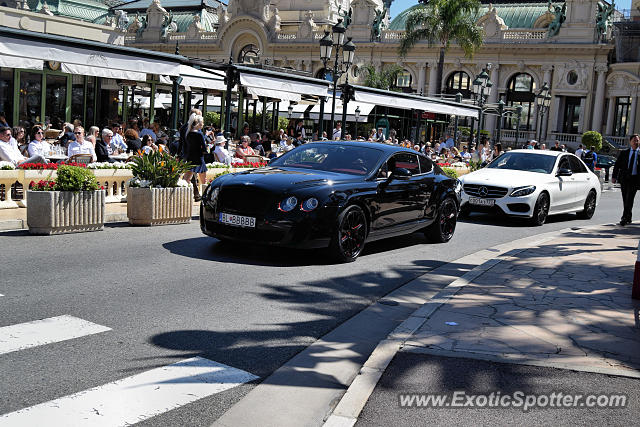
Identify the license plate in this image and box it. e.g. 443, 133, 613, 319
469, 197, 495, 207
219, 212, 256, 228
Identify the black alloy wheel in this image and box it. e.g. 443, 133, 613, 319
426, 197, 458, 243
577, 190, 597, 219
530, 192, 550, 226
330, 205, 368, 263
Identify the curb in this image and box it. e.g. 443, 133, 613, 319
323, 222, 621, 427
0, 213, 200, 231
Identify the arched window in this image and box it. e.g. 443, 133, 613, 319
505, 73, 537, 131
396, 70, 412, 88
445, 71, 471, 98
238, 44, 260, 64
315, 68, 334, 82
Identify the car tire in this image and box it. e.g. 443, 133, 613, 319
425, 197, 458, 243
329, 205, 368, 263
530, 192, 550, 226
577, 190, 597, 219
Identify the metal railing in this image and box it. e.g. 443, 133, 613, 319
549, 132, 581, 144
500, 129, 536, 143
501, 29, 547, 42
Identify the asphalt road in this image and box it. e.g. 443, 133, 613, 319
0, 190, 625, 425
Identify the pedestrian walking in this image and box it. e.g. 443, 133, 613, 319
612, 134, 640, 226
582, 145, 598, 171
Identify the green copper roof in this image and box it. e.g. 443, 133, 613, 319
389, 3, 550, 31
27, 0, 110, 22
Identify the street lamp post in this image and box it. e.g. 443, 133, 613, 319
496, 100, 505, 145
329, 19, 346, 136
355, 105, 361, 138
472, 70, 492, 143
288, 103, 293, 120
318, 31, 333, 139
514, 105, 523, 147
535, 82, 552, 143
339, 37, 356, 139
453, 92, 462, 146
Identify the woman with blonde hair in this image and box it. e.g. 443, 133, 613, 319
86, 126, 100, 147
183, 114, 208, 201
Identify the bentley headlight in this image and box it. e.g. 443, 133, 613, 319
210, 187, 220, 203
301, 197, 319, 212
455, 179, 462, 195
510, 185, 536, 197
278, 196, 298, 212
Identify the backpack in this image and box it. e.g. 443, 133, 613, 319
582, 150, 594, 164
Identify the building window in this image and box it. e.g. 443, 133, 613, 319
315, 68, 334, 82
238, 44, 260, 64
506, 73, 537, 131
0, 68, 13, 125
18, 72, 43, 131
445, 71, 471, 98
562, 96, 582, 134
614, 96, 631, 137
396, 70, 412, 88
45, 74, 67, 131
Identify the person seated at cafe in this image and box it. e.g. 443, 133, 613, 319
12, 126, 27, 156
293, 134, 305, 147
96, 129, 115, 163
110, 123, 127, 152
153, 123, 167, 145
139, 118, 157, 142
0, 112, 9, 128
124, 128, 142, 153
141, 134, 157, 155
284, 137, 295, 152
59, 123, 76, 148
28, 126, 51, 158
86, 126, 100, 147
236, 135, 256, 160
250, 133, 265, 156
261, 132, 272, 155
67, 127, 97, 162
0, 126, 48, 166
213, 135, 232, 165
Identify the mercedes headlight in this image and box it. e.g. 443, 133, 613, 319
510, 185, 536, 197
278, 196, 298, 212
301, 197, 319, 212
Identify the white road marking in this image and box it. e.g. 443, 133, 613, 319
0, 357, 259, 426
0, 315, 111, 355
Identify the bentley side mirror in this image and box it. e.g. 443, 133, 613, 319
556, 168, 573, 177
390, 168, 412, 180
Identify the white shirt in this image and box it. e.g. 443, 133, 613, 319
214, 145, 232, 165
0, 139, 26, 166
461, 151, 472, 160
575, 148, 584, 158
28, 140, 51, 157
629, 148, 638, 176
332, 128, 342, 140
111, 133, 127, 151
67, 140, 97, 162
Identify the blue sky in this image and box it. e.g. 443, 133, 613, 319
388, 0, 633, 20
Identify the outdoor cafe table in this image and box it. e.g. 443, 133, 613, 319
45, 154, 68, 162
109, 153, 129, 161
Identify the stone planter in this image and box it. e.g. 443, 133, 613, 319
26, 190, 106, 235
127, 187, 193, 226
0, 170, 21, 208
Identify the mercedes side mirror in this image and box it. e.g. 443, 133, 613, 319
556, 168, 573, 177
390, 168, 412, 180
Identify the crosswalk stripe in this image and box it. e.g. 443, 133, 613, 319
0, 357, 259, 426
0, 315, 111, 355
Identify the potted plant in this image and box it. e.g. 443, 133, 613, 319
127, 149, 193, 226
26, 165, 105, 235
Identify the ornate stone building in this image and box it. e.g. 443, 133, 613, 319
2, 0, 639, 145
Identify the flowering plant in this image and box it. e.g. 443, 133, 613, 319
29, 180, 57, 191
129, 148, 192, 188
0, 161, 16, 170
18, 162, 87, 170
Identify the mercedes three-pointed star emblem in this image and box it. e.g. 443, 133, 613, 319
479, 186, 489, 197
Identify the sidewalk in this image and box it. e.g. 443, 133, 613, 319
328, 224, 640, 426
0, 202, 201, 231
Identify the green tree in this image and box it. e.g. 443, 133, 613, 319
362, 64, 405, 91
582, 131, 603, 152
398, 0, 483, 96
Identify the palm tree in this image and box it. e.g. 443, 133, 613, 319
362, 64, 405, 91
398, 0, 484, 96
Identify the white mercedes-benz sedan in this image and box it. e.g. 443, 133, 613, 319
459, 149, 601, 225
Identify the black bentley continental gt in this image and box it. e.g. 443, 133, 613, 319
200, 141, 461, 262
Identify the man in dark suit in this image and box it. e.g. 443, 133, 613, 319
612, 134, 640, 226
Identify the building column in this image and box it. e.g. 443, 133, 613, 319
578, 97, 587, 133
427, 62, 438, 96
605, 96, 615, 135
417, 63, 427, 95
538, 64, 554, 140
591, 64, 608, 133
485, 65, 500, 137
551, 95, 562, 138
629, 93, 638, 135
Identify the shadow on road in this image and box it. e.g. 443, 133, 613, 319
459, 212, 582, 227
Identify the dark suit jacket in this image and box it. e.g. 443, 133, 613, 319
95, 140, 114, 163
613, 148, 640, 184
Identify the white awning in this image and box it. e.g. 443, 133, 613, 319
240, 73, 329, 101
62, 63, 146, 81
353, 90, 479, 119
0, 35, 180, 79
179, 65, 226, 91
0, 55, 42, 70
286, 101, 375, 121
